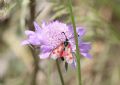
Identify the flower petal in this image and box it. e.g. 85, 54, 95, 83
68, 24, 73, 33
79, 42, 91, 53
39, 52, 50, 59
69, 39, 76, 52
41, 45, 53, 53
71, 59, 76, 68
41, 21, 47, 28
77, 27, 86, 37
29, 39, 41, 45
25, 30, 35, 36
81, 53, 92, 59
34, 21, 42, 32
21, 40, 30, 45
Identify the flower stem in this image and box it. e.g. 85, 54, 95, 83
28, 0, 39, 85
67, 0, 82, 85
56, 60, 65, 85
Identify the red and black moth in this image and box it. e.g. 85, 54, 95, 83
50, 32, 76, 71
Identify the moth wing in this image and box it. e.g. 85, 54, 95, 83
62, 44, 75, 64
50, 43, 64, 60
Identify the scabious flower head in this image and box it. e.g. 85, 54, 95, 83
22, 21, 92, 65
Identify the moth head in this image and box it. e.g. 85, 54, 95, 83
61, 32, 69, 46
61, 32, 68, 41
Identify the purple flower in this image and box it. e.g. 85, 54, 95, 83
68, 26, 92, 59
22, 21, 92, 65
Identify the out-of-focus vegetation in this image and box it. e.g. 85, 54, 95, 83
0, 0, 120, 85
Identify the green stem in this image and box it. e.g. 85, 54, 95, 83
67, 0, 82, 85
56, 60, 65, 85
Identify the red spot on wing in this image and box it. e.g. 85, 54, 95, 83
63, 43, 74, 64
67, 44, 71, 48
50, 42, 75, 63
53, 51, 55, 54
50, 43, 64, 59
57, 50, 60, 53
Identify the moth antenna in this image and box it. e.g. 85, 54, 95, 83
61, 32, 67, 39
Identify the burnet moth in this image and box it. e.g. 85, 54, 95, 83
50, 32, 76, 71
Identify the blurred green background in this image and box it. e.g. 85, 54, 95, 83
0, 0, 120, 85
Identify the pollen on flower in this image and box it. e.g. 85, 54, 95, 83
41, 21, 72, 49
43, 29, 65, 48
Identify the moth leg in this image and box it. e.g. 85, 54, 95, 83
65, 62, 68, 71
60, 57, 64, 61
